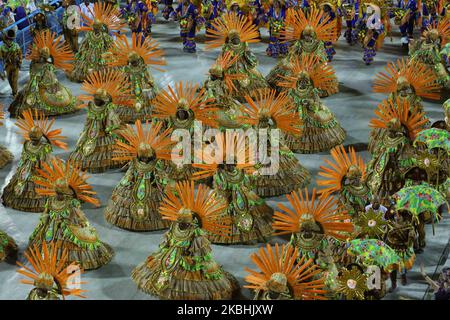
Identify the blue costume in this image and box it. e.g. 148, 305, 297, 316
266, 2, 288, 57
162, 0, 175, 20
248, 0, 266, 28
397, 0, 418, 45
14, 5, 29, 30
121, 0, 148, 33
203, 0, 224, 33
321, 4, 337, 62
342, 0, 359, 45
176, 1, 199, 53
420, 1, 439, 32
357, 9, 384, 65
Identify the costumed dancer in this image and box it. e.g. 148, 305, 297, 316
131, 181, 239, 300
203, 0, 225, 33
266, 7, 338, 95
193, 131, 274, 244
317, 145, 371, 217
104, 120, 174, 231
201, 52, 246, 129
152, 81, 218, 182
17, 242, 86, 300
368, 58, 441, 154
276, 54, 345, 154
365, 98, 428, 202
244, 243, 328, 300
2, 110, 68, 213
317, 1, 341, 62
69, 69, 132, 173
29, 158, 114, 270
61, 0, 79, 53
238, 88, 311, 197
9, 30, 78, 118
342, 0, 359, 45
0, 29, 22, 97
0, 230, 17, 263
206, 12, 268, 101
409, 16, 450, 88
356, 1, 387, 65
272, 188, 354, 297
29, 12, 51, 38
162, 0, 175, 19
175, 0, 201, 53
69, 2, 125, 82
0, 109, 13, 169
394, 0, 418, 48
107, 33, 166, 123
266, 0, 289, 58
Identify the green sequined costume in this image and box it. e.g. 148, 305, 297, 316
208, 167, 273, 244
69, 101, 126, 173
104, 158, 170, 231
29, 197, 113, 270
0, 229, 17, 263
8, 62, 78, 118
284, 84, 346, 154
0, 144, 13, 169
221, 42, 268, 102
68, 30, 113, 83
131, 219, 239, 299
2, 140, 54, 212
116, 63, 159, 124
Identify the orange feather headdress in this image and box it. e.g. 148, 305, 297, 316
317, 145, 366, 196
0, 107, 5, 126
209, 51, 247, 93
16, 109, 67, 150
192, 130, 257, 180
159, 181, 231, 237
273, 188, 353, 240
107, 33, 166, 71
369, 97, 428, 141
79, 69, 134, 107
34, 157, 100, 207
244, 243, 328, 300
239, 89, 302, 136
277, 54, 338, 95
373, 58, 441, 100
27, 30, 74, 72
425, 16, 449, 46
113, 120, 174, 162
282, 7, 338, 43
205, 12, 261, 49
17, 242, 86, 299
79, 2, 125, 34
152, 81, 218, 128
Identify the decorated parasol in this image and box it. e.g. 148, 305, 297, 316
393, 185, 446, 217
413, 128, 450, 153
346, 239, 401, 272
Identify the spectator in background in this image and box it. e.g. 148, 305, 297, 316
26, 0, 38, 13
14, 1, 30, 30
1, 6, 17, 33
79, 0, 93, 21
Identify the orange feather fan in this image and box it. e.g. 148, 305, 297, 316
79, 69, 134, 107
273, 188, 353, 241
317, 145, 366, 196
34, 157, 100, 207
239, 88, 302, 136
369, 97, 428, 141
107, 33, 166, 71
159, 180, 231, 237
244, 243, 328, 300
282, 7, 338, 43
113, 120, 174, 162
205, 12, 261, 49
192, 130, 257, 180
17, 242, 86, 298
79, 1, 125, 34
27, 30, 74, 72
152, 81, 218, 128
277, 54, 338, 95
372, 58, 441, 100
15, 109, 67, 150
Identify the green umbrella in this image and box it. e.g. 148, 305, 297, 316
346, 239, 401, 271
393, 184, 447, 217
414, 128, 450, 153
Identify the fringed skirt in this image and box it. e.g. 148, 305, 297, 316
0, 231, 18, 262
0, 145, 13, 169
69, 135, 126, 173
254, 152, 311, 197
132, 260, 239, 300
2, 174, 46, 212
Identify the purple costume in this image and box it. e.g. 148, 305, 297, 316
176, 1, 199, 53
266, 3, 288, 58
